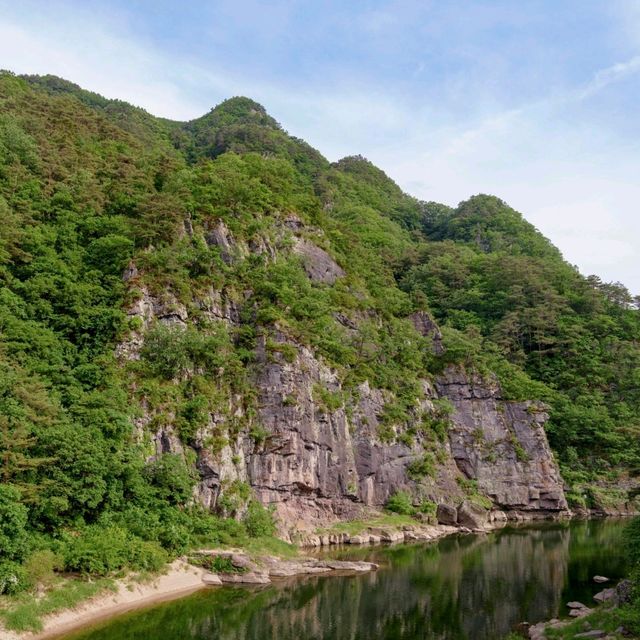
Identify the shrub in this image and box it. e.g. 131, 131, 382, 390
0, 561, 28, 595
416, 499, 437, 517
243, 500, 276, 538
63, 525, 168, 575
62, 526, 131, 575
218, 480, 251, 518
127, 539, 168, 572
407, 454, 435, 480
0, 486, 30, 562
144, 454, 196, 506
23, 550, 62, 589
385, 490, 415, 515
188, 554, 246, 575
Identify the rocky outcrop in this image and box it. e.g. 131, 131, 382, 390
436, 368, 569, 515
116, 222, 570, 535
292, 237, 345, 284
190, 550, 378, 585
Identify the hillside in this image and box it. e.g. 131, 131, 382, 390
0, 70, 639, 591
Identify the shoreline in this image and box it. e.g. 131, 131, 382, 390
5, 560, 205, 640
3, 522, 459, 640
3, 513, 635, 640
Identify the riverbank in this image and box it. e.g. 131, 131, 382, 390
0, 520, 463, 640
525, 578, 636, 639
1, 514, 631, 640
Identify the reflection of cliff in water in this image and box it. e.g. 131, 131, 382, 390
66, 520, 627, 640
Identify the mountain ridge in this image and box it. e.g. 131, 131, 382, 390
0, 70, 637, 591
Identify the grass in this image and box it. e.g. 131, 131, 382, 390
0, 577, 116, 632
544, 605, 631, 639
0, 533, 297, 635
315, 513, 417, 537
238, 536, 299, 559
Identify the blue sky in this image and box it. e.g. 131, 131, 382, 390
1, 1, 639, 292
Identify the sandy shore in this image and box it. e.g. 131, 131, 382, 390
2, 560, 205, 640
0, 518, 571, 640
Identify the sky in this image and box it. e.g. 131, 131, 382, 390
1, 0, 639, 292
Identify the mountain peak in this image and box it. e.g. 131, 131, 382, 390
191, 96, 279, 130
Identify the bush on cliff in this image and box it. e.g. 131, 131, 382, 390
385, 491, 416, 515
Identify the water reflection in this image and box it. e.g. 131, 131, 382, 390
65, 519, 627, 640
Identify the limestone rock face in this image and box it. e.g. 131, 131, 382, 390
292, 237, 345, 284
436, 368, 569, 515
245, 335, 435, 529
117, 225, 569, 533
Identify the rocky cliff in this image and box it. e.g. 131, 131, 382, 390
117, 219, 569, 536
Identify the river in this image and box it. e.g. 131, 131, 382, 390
62, 519, 627, 640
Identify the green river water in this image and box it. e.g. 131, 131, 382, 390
62, 519, 628, 640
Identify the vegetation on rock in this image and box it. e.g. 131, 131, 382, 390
0, 69, 638, 592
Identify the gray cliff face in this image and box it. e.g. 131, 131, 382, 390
435, 369, 568, 514
117, 220, 569, 533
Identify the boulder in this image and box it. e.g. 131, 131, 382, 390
220, 572, 271, 584
202, 572, 223, 585
616, 579, 633, 605
593, 575, 609, 583
457, 501, 489, 529
437, 503, 458, 526
593, 588, 616, 604
567, 601, 588, 609
367, 527, 404, 542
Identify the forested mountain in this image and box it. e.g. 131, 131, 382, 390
0, 70, 638, 590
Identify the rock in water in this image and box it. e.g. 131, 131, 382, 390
593, 587, 616, 603
456, 501, 489, 529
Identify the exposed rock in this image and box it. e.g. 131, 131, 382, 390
574, 631, 606, 639
593, 575, 609, 583
117, 282, 570, 534
436, 503, 458, 526
593, 587, 616, 604
367, 527, 405, 543
122, 261, 138, 282
410, 311, 444, 355
219, 572, 271, 585
569, 607, 592, 618
292, 237, 345, 284
457, 501, 489, 529
616, 579, 633, 605
202, 555, 379, 582
568, 601, 589, 609
528, 621, 547, 639
436, 367, 568, 516
205, 220, 239, 264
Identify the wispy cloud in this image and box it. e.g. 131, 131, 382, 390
0, 0, 638, 292
578, 55, 640, 99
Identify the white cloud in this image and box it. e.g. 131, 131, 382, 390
0, 3, 639, 294
578, 55, 640, 100
0, 18, 207, 119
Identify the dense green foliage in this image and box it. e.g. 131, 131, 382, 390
0, 69, 638, 588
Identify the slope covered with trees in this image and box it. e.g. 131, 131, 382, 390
0, 70, 638, 595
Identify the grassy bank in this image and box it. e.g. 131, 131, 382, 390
0, 533, 296, 635
0, 577, 115, 633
